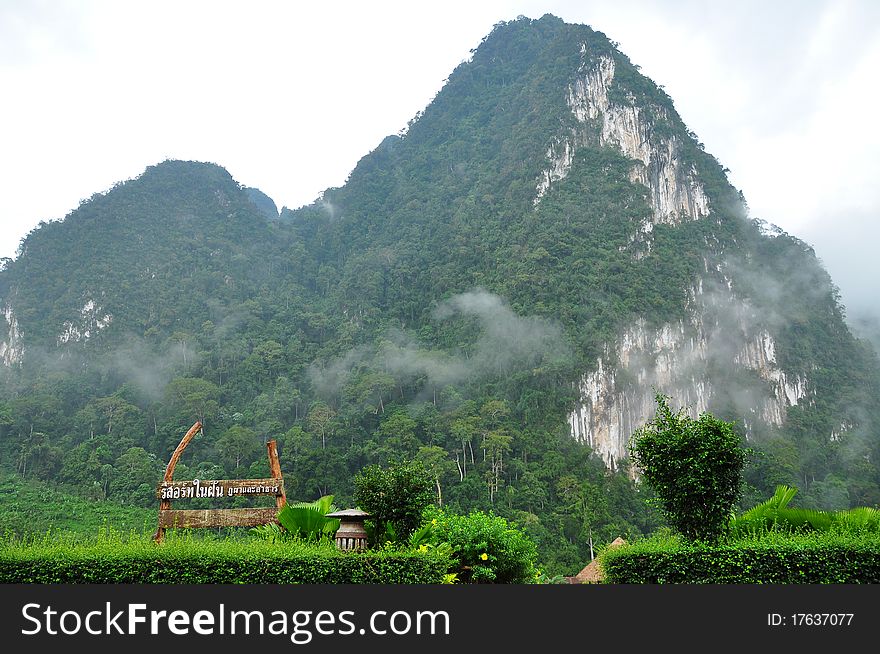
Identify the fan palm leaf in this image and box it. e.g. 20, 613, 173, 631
277, 494, 340, 540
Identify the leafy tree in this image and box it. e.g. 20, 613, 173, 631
306, 401, 335, 450
164, 377, 220, 431
450, 416, 479, 479
59, 438, 113, 487
482, 428, 511, 505
216, 425, 260, 474
91, 396, 145, 438
109, 446, 162, 506
416, 444, 456, 506
371, 409, 419, 463
353, 459, 434, 542
630, 394, 747, 542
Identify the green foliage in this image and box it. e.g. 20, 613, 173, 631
836, 507, 880, 533
353, 460, 434, 543
249, 522, 287, 544
0, 474, 155, 537
731, 485, 825, 536
730, 485, 880, 537
276, 495, 340, 541
533, 570, 569, 584
407, 520, 438, 548
0, 532, 450, 584
602, 488, 880, 583
216, 425, 260, 474
430, 509, 537, 583
630, 395, 747, 543
600, 530, 880, 583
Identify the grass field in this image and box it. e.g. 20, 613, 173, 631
0, 473, 157, 539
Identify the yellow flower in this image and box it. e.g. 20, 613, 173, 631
431, 519, 437, 526
480, 553, 488, 561
418, 544, 429, 553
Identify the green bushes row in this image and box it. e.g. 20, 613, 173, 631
617, 398, 880, 584
0, 535, 451, 584
599, 532, 880, 583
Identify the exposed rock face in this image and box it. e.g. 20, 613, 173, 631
734, 330, 809, 425
536, 50, 709, 225
57, 299, 113, 346
569, 320, 708, 469
568, 282, 809, 469
1, 296, 114, 366
538, 44, 808, 468
0, 303, 23, 366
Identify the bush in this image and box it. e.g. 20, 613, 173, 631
430, 509, 537, 583
353, 459, 434, 543
0, 533, 451, 584
630, 395, 747, 543
600, 531, 880, 583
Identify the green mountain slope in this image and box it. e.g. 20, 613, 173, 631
1, 15, 878, 574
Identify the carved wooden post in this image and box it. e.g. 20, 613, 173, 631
153, 421, 202, 544
267, 439, 286, 510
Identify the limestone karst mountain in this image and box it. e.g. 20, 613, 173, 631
1, 15, 878, 569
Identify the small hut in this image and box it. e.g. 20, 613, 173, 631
566, 537, 626, 584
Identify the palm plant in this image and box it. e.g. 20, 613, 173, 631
730, 485, 831, 536
833, 506, 880, 533
276, 495, 340, 542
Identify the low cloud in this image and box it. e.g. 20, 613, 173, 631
309, 288, 571, 400
105, 337, 191, 402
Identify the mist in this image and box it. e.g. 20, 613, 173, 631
103, 337, 191, 402
798, 209, 880, 353
310, 288, 572, 401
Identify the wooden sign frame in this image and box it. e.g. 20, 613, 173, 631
153, 421, 287, 543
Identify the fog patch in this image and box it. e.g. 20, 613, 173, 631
104, 336, 190, 402
309, 289, 571, 401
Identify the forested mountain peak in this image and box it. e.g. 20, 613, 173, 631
1, 158, 283, 363
1, 15, 878, 574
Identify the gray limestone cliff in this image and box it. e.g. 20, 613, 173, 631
536, 49, 709, 227
546, 44, 812, 467
567, 282, 811, 469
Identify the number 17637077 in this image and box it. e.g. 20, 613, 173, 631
768, 613, 854, 627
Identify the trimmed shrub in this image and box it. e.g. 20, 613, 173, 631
630, 395, 747, 543
0, 534, 451, 584
600, 531, 880, 583
430, 510, 537, 584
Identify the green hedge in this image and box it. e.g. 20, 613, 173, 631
600, 532, 880, 583
0, 536, 451, 584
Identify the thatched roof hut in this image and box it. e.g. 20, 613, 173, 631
566, 537, 626, 584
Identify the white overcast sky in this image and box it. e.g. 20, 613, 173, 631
1, 0, 878, 318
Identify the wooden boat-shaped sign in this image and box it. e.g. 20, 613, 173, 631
153, 421, 286, 543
